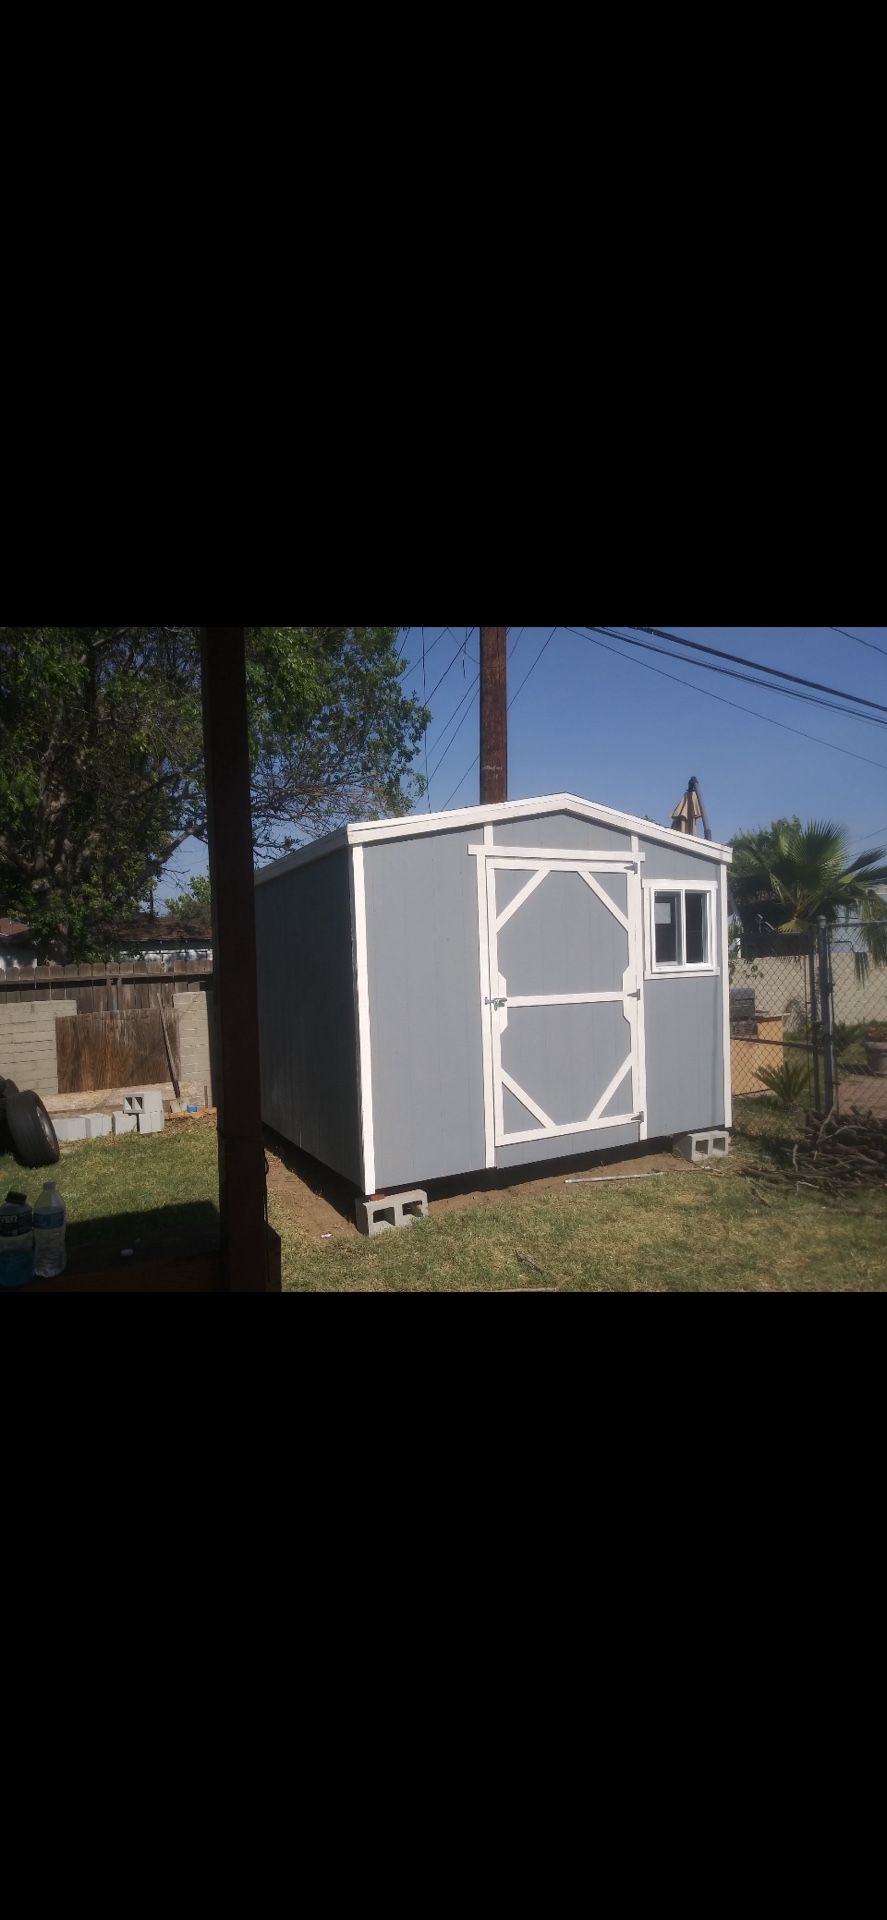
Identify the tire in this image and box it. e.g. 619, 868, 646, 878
4, 1091, 60, 1168
0, 1081, 19, 1153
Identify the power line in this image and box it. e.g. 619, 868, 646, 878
429, 684, 480, 789
560, 627, 887, 774
425, 637, 478, 707
442, 628, 557, 809
399, 624, 460, 670
851, 823, 887, 849
622, 625, 887, 715
828, 626, 887, 659
584, 626, 887, 731
427, 665, 483, 758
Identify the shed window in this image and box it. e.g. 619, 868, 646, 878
654, 893, 680, 965
647, 884, 717, 975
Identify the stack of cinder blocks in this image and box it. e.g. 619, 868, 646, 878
53, 1091, 166, 1145
54, 1112, 114, 1144
121, 1091, 165, 1135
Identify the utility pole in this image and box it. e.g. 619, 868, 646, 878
480, 626, 508, 804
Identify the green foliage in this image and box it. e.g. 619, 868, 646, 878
833, 1022, 866, 1058
731, 817, 887, 970
757, 1059, 812, 1109
0, 627, 429, 959
164, 874, 212, 931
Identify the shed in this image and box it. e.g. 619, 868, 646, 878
255, 794, 733, 1194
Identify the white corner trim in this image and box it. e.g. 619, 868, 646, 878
721, 870, 733, 1128
631, 836, 648, 1140
477, 824, 496, 1168
257, 794, 732, 885
349, 846, 376, 1196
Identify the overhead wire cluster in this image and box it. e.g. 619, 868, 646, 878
403, 624, 887, 810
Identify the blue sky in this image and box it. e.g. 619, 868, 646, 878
171, 626, 887, 893
399, 625, 887, 856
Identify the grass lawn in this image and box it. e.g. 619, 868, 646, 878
3, 1111, 885, 1291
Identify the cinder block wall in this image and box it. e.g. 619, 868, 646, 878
0, 1001, 78, 1097
175, 991, 216, 1105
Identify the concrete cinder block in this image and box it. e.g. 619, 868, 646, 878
113, 1113, 139, 1136
54, 1116, 88, 1143
124, 1090, 164, 1117
83, 1114, 113, 1140
674, 1130, 730, 1166
137, 1111, 165, 1136
356, 1190, 429, 1238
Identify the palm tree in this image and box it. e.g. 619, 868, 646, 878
731, 819, 887, 972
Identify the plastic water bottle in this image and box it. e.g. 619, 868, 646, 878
0, 1192, 35, 1289
33, 1182, 67, 1279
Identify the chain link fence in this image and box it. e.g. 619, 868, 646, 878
731, 923, 887, 1140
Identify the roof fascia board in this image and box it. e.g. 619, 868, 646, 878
255, 795, 732, 885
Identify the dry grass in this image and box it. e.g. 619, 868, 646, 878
3, 1119, 884, 1291
273, 1159, 887, 1292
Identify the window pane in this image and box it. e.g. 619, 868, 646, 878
685, 892, 709, 965
654, 893, 680, 965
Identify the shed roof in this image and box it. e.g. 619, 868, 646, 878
255, 792, 733, 886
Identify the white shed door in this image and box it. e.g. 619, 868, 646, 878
480, 853, 646, 1148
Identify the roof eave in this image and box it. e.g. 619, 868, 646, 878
255, 794, 732, 886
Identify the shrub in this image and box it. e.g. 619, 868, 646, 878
833, 1023, 866, 1057
758, 1059, 812, 1109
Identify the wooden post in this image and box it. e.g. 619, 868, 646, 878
480, 626, 508, 804
200, 628, 268, 1292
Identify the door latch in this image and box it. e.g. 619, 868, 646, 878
485, 996, 508, 1009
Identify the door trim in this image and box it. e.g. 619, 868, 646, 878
473, 844, 647, 1153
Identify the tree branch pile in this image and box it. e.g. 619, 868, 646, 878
748, 1107, 887, 1199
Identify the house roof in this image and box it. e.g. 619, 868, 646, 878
255, 792, 733, 886
0, 917, 211, 948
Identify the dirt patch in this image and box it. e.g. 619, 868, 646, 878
260, 1127, 695, 1240
263, 1133, 358, 1239
427, 1145, 692, 1214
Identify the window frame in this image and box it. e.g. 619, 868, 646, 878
643, 879, 719, 979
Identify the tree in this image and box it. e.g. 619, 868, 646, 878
731, 818, 887, 971
0, 627, 428, 959
164, 874, 212, 932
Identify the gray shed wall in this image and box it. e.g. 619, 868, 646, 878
642, 841, 727, 1136
493, 814, 632, 854
255, 850, 363, 1186
364, 828, 487, 1188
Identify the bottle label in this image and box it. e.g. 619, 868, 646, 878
0, 1247, 35, 1287
35, 1211, 65, 1230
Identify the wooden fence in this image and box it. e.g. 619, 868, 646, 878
0, 960, 212, 1015
56, 1008, 182, 1094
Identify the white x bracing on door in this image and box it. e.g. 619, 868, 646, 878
472, 837, 647, 1157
